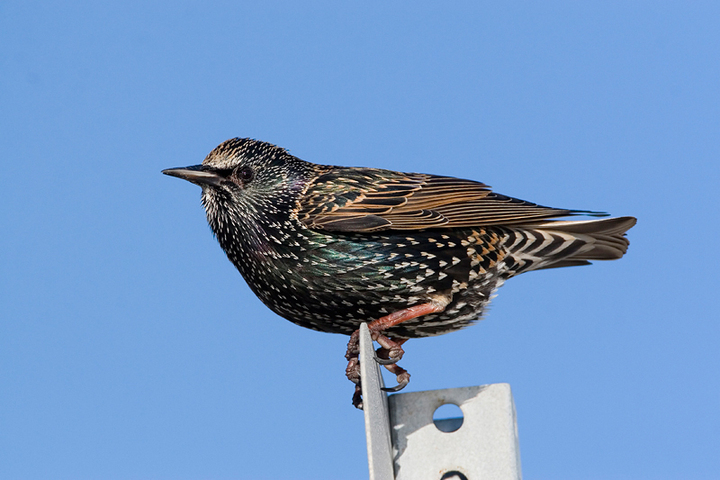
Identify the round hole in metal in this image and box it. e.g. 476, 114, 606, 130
440, 470, 468, 480
433, 403, 463, 432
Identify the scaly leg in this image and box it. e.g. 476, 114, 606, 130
345, 300, 448, 409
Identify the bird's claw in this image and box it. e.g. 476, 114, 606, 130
381, 363, 410, 392
381, 378, 410, 393
374, 347, 400, 365
352, 385, 364, 409
374, 356, 398, 365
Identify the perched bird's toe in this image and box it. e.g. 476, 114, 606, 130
381, 372, 411, 393
352, 385, 364, 410
374, 354, 399, 365
345, 358, 361, 385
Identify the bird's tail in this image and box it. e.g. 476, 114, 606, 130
502, 216, 637, 275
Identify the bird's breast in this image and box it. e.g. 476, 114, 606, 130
220, 225, 512, 336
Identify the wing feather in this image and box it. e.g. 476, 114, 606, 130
297, 167, 601, 232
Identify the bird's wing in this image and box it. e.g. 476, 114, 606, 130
297, 167, 598, 232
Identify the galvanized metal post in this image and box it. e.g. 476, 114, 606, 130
360, 323, 395, 480
359, 323, 523, 480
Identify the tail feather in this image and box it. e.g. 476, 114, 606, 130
503, 216, 636, 275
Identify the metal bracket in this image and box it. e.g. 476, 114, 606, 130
359, 323, 523, 480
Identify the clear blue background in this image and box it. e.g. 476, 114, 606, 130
2, 2, 718, 479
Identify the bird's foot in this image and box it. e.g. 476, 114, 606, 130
345, 328, 410, 409
373, 334, 405, 364
344, 301, 448, 409
375, 342, 410, 391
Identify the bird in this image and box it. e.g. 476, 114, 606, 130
163, 138, 636, 408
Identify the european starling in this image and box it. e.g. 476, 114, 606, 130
163, 138, 636, 408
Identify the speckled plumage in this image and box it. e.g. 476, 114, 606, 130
164, 138, 636, 404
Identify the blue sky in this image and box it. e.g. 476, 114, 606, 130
1, 1, 718, 479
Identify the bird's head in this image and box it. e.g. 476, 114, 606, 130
163, 138, 320, 246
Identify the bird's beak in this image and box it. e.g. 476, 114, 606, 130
162, 165, 224, 187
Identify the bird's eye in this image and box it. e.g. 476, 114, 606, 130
235, 167, 254, 184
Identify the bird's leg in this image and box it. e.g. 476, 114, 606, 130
346, 299, 449, 408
